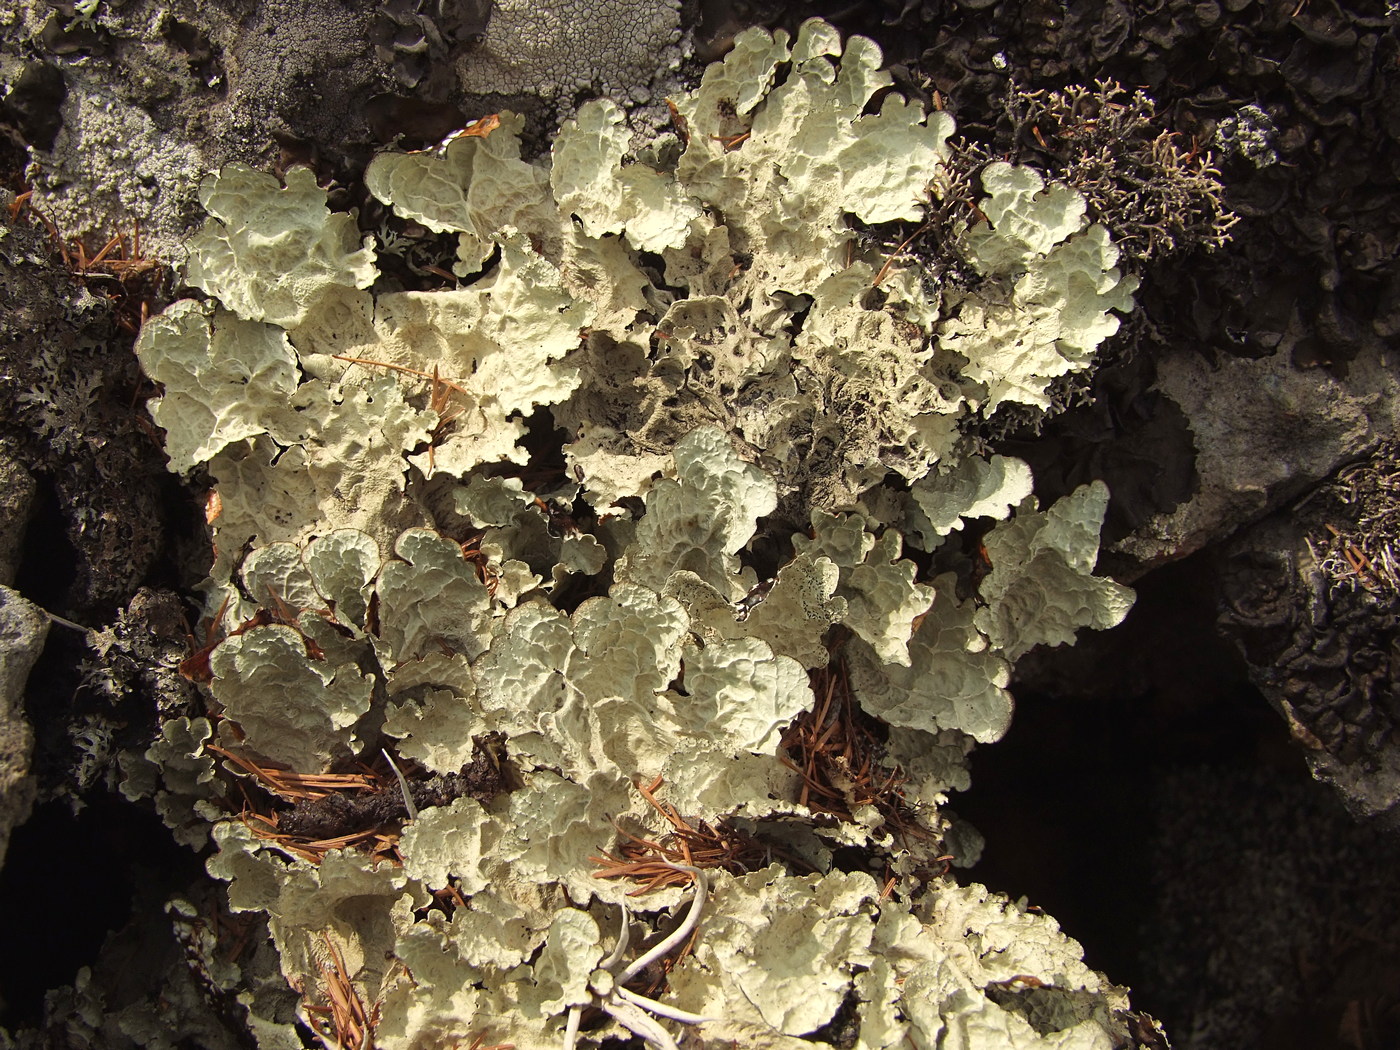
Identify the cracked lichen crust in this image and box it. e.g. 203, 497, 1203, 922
131, 17, 1144, 1050
451, 0, 682, 99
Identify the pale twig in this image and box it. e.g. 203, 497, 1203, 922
381, 748, 418, 820
618, 864, 707, 983
560, 861, 713, 1050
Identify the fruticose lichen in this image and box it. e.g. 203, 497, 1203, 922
128, 19, 1142, 1050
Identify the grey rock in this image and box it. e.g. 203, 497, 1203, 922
15, 0, 390, 258
1114, 343, 1400, 567
453, 0, 682, 100
1111, 344, 1400, 814
0, 586, 49, 868
13, 0, 687, 261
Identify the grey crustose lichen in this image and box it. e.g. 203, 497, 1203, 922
453, 0, 682, 100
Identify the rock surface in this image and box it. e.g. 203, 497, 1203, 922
1217, 451, 1400, 824
0, 587, 47, 867
1116, 342, 1400, 567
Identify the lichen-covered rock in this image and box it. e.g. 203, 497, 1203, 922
0, 441, 36, 588
1112, 339, 1400, 569
1218, 476, 1400, 824
452, 0, 682, 100
0, 191, 169, 615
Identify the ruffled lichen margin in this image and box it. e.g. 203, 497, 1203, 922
125, 18, 1144, 1050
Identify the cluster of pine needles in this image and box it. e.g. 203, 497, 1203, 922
212, 744, 407, 864
591, 775, 772, 892
780, 653, 933, 845
591, 648, 940, 897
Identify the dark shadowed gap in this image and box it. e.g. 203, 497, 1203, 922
0, 797, 203, 1029
10, 474, 78, 616
947, 549, 1285, 1032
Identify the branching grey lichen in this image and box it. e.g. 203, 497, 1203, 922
126, 18, 1144, 1050
996, 78, 1239, 260
1307, 438, 1400, 598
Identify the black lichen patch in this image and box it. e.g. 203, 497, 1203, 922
1218, 506, 1400, 802
0, 199, 187, 620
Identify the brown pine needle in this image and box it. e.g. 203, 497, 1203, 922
306, 934, 375, 1050
872, 222, 932, 288
331, 354, 470, 398
591, 777, 770, 891
209, 745, 379, 801
778, 650, 934, 844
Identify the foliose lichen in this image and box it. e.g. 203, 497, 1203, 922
128, 18, 1143, 1050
